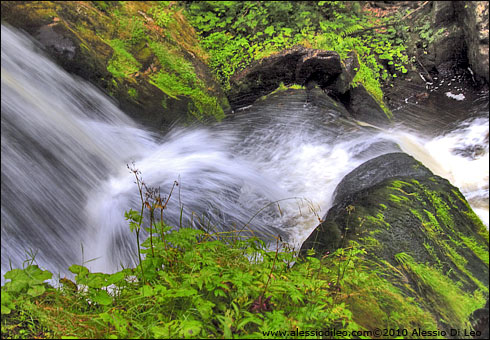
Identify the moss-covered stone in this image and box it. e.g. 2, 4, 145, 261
0, 1, 230, 128
301, 153, 489, 334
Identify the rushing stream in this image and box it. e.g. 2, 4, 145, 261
2, 25, 488, 279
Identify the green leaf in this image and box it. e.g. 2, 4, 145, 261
84, 273, 109, 289
69, 265, 89, 277
1, 305, 11, 315
91, 290, 113, 306
264, 25, 275, 36
27, 284, 45, 297
106, 272, 125, 286
25, 265, 52, 282
1, 291, 15, 315
179, 320, 202, 337
140, 285, 154, 297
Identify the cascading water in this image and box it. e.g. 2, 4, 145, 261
2, 25, 488, 279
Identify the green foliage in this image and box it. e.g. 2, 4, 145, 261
147, 41, 224, 120
95, 2, 226, 122
185, 1, 411, 104
2, 168, 487, 338
127, 87, 137, 99
149, 2, 175, 28
1, 265, 52, 315
106, 39, 141, 79
1, 226, 365, 338
415, 22, 446, 50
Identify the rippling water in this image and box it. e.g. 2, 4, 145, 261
1, 25, 488, 278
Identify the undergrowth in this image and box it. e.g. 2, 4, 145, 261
1, 166, 366, 339
184, 0, 413, 105
1, 165, 485, 339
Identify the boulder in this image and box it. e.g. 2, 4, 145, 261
461, 1, 489, 84
294, 49, 342, 88
332, 152, 433, 205
324, 52, 360, 96
470, 300, 489, 339
301, 152, 489, 332
0, 1, 230, 128
344, 84, 392, 125
228, 46, 359, 110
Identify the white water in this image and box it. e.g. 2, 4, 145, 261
1, 25, 488, 278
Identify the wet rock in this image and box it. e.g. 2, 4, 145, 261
306, 85, 352, 118
324, 51, 360, 97
344, 84, 391, 125
0, 1, 229, 128
36, 24, 76, 59
332, 152, 432, 205
294, 49, 342, 88
301, 152, 489, 332
228, 46, 358, 110
461, 1, 489, 84
470, 300, 489, 339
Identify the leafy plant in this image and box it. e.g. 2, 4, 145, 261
184, 1, 411, 110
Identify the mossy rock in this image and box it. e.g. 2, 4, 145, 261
301, 152, 489, 333
0, 1, 230, 128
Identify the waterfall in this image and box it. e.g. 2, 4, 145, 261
2, 25, 488, 279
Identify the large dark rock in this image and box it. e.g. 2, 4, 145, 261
344, 84, 391, 125
461, 1, 489, 85
301, 152, 489, 331
332, 152, 433, 205
0, 1, 230, 129
228, 46, 359, 110
471, 300, 489, 339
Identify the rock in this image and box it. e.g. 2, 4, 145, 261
332, 152, 433, 205
470, 300, 489, 339
294, 49, 342, 88
422, 2, 467, 75
36, 24, 76, 60
228, 46, 358, 110
228, 46, 304, 109
344, 84, 391, 125
461, 1, 489, 84
306, 85, 352, 118
431, 23, 467, 74
324, 51, 360, 96
0, 1, 230, 128
301, 152, 489, 332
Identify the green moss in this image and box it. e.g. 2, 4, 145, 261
423, 243, 442, 269
463, 210, 489, 243
106, 39, 141, 79
379, 204, 387, 210
351, 61, 392, 120
395, 252, 485, 329
423, 187, 455, 230
389, 194, 409, 204
149, 42, 197, 84
423, 210, 443, 233
366, 215, 390, 229
127, 88, 137, 99
149, 71, 189, 99
147, 41, 224, 121
389, 180, 413, 190
459, 234, 489, 266
411, 206, 487, 292
359, 236, 381, 250
347, 259, 439, 333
